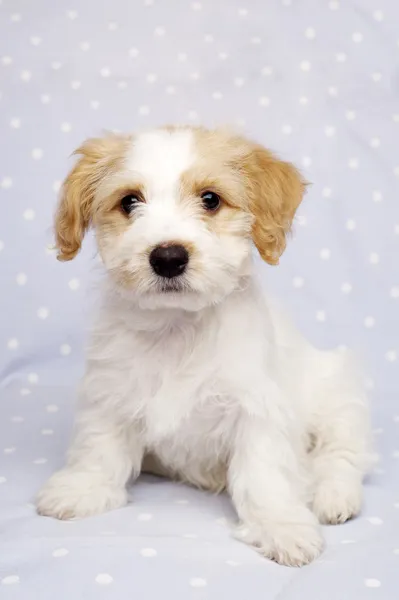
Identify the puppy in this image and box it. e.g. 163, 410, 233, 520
36, 126, 372, 566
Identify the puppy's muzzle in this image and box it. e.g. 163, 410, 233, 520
149, 244, 189, 279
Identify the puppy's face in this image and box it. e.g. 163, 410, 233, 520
55, 126, 305, 310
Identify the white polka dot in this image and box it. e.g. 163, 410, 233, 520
138, 105, 150, 116
373, 10, 384, 21
0, 241, 4, 252
324, 126, 336, 137
1, 575, 19, 585
90, 100, 100, 110
67, 10, 78, 19
137, 513, 153, 521
166, 85, 176, 95
182, 533, 198, 539
7, 338, 19, 350
68, 278, 80, 290
352, 32, 363, 43
234, 77, 245, 87
190, 578, 207, 588
61, 122, 72, 133
336, 52, 347, 62
328, 86, 338, 97
4, 447, 16, 454
10, 117, 21, 128
21, 70, 32, 81
188, 110, 199, 120
175, 499, 190, 505
117, 81, 127, 90
365, 579, 381, 588
33, 458, 47, 465
80, 41, 90, 51
302, 156, 312, 168
1, 177, 13, 189
41, 428, 54, 435
281, 124, 292, 135
177, 52, 187, 62
385, 350, 397, 362
140, 548, 157, 557
23, 209, 36, 221
299, 95, 308, 105
250, 36, 261, 45
348, 158, 359, 169
393, 450, 399, 459
37, 307, 49, 320
394, 166, 399, 177
10, 13, 21, 22
367, 517, 383, 525
16, 273, 27, 286
100, 67, 110, 77
95, 574, 113, 585
191, 2, 202, 10
0, 477, 7, 484
370, 137, 380, 148
60, 344, 71, 356
259, 96, 270, 107
390, 286, 399, 299
393, 114, 399, 123
11, 416, 24, 423
393, 548, 399, 554
41, 94, 51, 104
369, 252, 379, 265
225, 560, 241, 567
31, 148, 43, 160
204, 34, 213, 43
340, 539, 356, 544
371, 72, 382, 82
218, 52, 228, 60
46, 404, 59, 413
322, 187, 332, 198
20, 388, 31, 396
395, 224, 399, 235
300, 60, 311, 71
346, 219, 356, 231
316, 310, 326, 322
261, 66, 273, 76
297, 215, 307, 226
320, 248, 331, 260
212, 91, 223, 100
238, 8, 248, 16
108, 21, 118, 31
364, 316, 375, 328
51, 61, 62, 70
293, 277, 304, 288
346, 110, 356, 121
154, 26, 166, 36
393, 415, 399, 423
304, 27, 316, 39
52, 548, 69, 557
372, 190, 383, 202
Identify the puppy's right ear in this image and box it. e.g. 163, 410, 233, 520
55, 134, 129, 261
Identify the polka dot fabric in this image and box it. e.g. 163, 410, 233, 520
1, 1, 398, 598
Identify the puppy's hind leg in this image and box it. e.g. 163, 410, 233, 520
310, 350, 373, 525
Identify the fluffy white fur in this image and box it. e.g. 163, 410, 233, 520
36, 126, 372, 567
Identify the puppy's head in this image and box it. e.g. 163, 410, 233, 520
55, 126, 305, 310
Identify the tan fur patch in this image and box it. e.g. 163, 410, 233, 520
54, 133, 131, 261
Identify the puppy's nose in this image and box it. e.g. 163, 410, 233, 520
149, 244, 189, 278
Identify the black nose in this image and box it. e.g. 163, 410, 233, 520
149, 244, 189, 278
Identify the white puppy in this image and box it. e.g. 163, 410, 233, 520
36, 126, 372, 566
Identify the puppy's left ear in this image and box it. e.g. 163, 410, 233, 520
243, 144, 307, 265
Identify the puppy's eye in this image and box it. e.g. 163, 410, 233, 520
120, 194, 142, 215
201, 191, 220, 212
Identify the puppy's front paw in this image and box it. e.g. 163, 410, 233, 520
36, 469, 127, 520
313, 478, 362, 524
236, 511, 324, 567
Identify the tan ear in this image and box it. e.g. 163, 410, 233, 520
242, 144, 306, 265
55, 134, 129, 261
